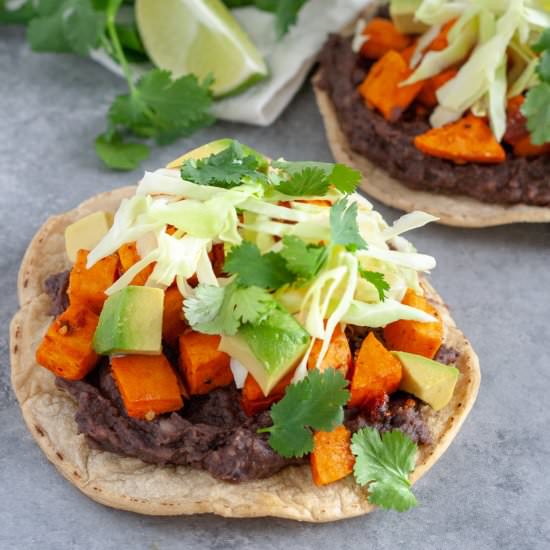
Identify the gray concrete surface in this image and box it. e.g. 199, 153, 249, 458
2, 25, 550, 550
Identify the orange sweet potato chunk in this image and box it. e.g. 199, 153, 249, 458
360, 17, 412, 59
383, 289, 443, 359
358, 50, 424, 122
68, 249, 119, 314
414, 113, 506, 164
111, 354, 183, 419
307, 324, 351, 377
311, 425, 355, 486
36, 304, 99, 380
178, 332, 232, 395
117, 241, 154, 286
241, 370, 295, 417
163, 287, 187, 346
348, 332, 402, 408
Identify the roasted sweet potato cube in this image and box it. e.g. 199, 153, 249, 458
68, 249, 119, 314
360, 17, 412, 59
383, 289, 444, 359
241, 369, 294, 417
179, 332, 232, 395
117, 241, 154, 286
111, 354, 183, 419
358, 50, 424, 122
307, 324, 352, 376
36, 304, 99, 380
163, 287, 187, 346
311, 425, 355, 486
414, 114, 506, 164
348, 332, 402, 408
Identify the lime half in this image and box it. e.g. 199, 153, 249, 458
135, 0, 268, 97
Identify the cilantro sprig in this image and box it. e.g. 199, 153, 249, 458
259, 369, 350, 458
180, 141, 266, 188
523, 27, 550, 145
183, 282, 275, 336
280, 236, 328, 281
359, 269, 389, 302
351, 428, 418, 512
330, 197, 368, 251
274, 160, 361, 195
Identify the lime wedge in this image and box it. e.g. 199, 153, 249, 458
135, 0, 268, 97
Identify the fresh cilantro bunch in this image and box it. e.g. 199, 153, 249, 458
180, 141, 266, 188
351, 427, 418, 512
522, 27, 550, 145
259, 368, 350, 457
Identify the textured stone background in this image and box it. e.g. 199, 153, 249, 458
2, 25, 550, 550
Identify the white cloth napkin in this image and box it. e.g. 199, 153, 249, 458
92, 0, 370, 126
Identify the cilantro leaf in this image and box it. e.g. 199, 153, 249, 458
232, 286, 275, 324
95, 132, 150, 171
181, 141, 265, 188
224, 241, 296, 289
262, 369, 350, 458
276, 167, 330, 196
523, 83, 550, 145
522, 28, 550, 145
184, 283, 275, 336
274, 0, 308, 38
184, 283, 225, 322
273, 160, 360, 195
330, 163, 361, 194
280, 236, 328, 280
330, 198, 368, 251
351, 428, 418, 512
359, 269, 390, 301
27, 0, 105, 55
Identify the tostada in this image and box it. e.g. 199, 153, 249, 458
11, 140, 479, 521
315, 0, 550, 227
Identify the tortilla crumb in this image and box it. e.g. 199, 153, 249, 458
145, 411, 156, 422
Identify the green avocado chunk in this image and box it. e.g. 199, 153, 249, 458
393, 351, 459, 411
219, 308, 310, 396
93, 286, 164, 355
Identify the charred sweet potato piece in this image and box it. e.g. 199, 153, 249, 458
358, 50, 424, 122
360, 17, 412, 59
68, 249, 119, 314
307, 324, 352, 377
111, 354, 183, 419
417, 67, 458, 108
311, 425, 355, 486
383, 289, 443, 359
241, 370, 295, 417
163, 287, 187, 346
36, 304, 99, 380
178, 332, 232, 395
117, 241, 154, 286
414, 113, 506, 164
348, 332, 402, 408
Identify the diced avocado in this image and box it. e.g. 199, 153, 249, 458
93, 286, 164, 355
219, 308, 310, 396
64, 211, 112, 263
393, 351, 459, 411
390, 0, 428, 34
166, 139, 268, 170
